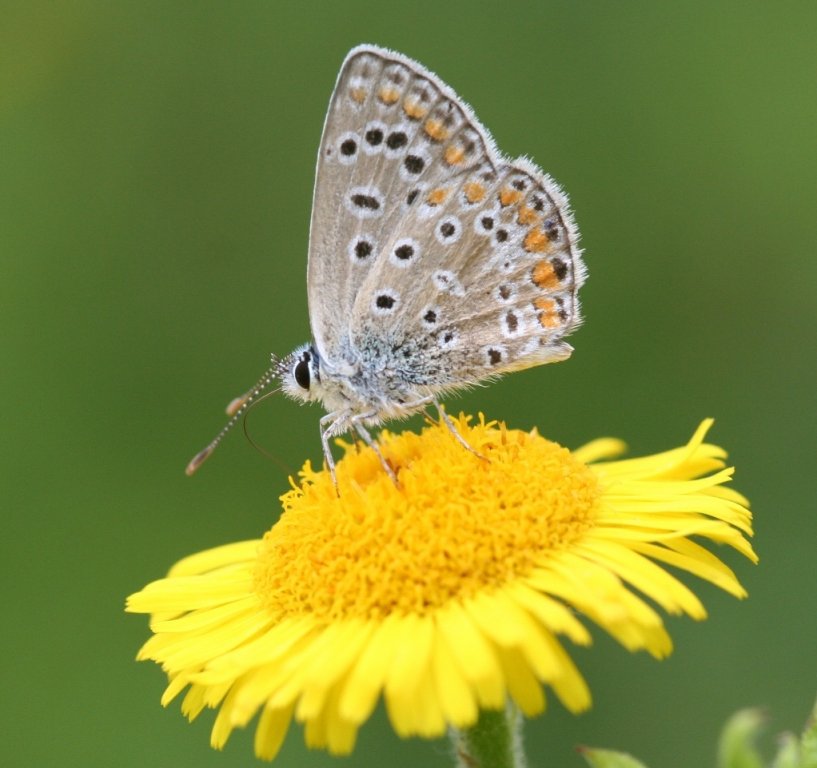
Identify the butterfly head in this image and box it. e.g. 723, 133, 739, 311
278, 343, 323, 404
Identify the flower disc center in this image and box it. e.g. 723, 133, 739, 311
253, 419, 600, 620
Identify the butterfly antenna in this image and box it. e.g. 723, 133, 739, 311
185, 358, 282, 476
239, 389, 294, 475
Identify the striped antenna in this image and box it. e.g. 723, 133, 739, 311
185, 359, 281, 476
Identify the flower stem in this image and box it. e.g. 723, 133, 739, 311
450, 703, 527, 768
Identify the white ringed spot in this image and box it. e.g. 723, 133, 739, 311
389, 237, 421, 268
336, 131, 361, 165
494, 282, 517, 304
384, 124, 412, 159
362, 121, 388, 155
347, 235, 376, 265
474, 207, 500, 236
437, 328, 459, 350
501, 308, 527, 339
345, 185, 384, 219
399, 147, 431, 182
420, 305, 441, 328
435, 215, 462, 245
481, 344, 508, 368
371, 289, 400, 316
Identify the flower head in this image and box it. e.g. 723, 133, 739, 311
126, 415, 755, 760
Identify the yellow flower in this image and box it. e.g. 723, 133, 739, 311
126, 415, 756, 760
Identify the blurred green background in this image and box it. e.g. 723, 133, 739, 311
3, 1, 815, 766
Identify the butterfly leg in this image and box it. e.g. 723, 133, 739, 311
352, 419, 398, 484
434, 401, 488, 462
319, 411, 349, 488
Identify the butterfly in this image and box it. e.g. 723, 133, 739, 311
187, 44, 585, 482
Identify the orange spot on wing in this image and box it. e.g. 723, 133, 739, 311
531, 260, 560, 290
404, 100, 428, 120
424, 119, 449, 142
426, 187, 449, 206
445, 145, 466, 165
524, 229, 550, 253
378, 87, 400, 105
349, 87, 366, 104
517, 205, 541, 226
499, 187, 523, 207
463, 181, 486, 202
533, 297, 562, 328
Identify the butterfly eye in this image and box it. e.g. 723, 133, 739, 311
294, 357, 311, 390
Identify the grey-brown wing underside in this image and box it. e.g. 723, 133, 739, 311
307, 45, 444, 362
312, 46, 585, 391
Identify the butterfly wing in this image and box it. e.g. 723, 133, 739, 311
307, 45, 439, 363
330, 47, 585, 393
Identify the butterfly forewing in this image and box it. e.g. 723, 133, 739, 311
307, 46, 481, 361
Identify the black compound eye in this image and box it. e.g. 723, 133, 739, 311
294, 357, 310, 390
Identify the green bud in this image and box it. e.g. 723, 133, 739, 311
800, 698, 817, 768
772, 733, 801, 768
717, 708, 766, 768
577, 745, 650, 768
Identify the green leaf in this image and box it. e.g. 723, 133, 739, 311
717, 708, 766, 768
577, 746, 650, 768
